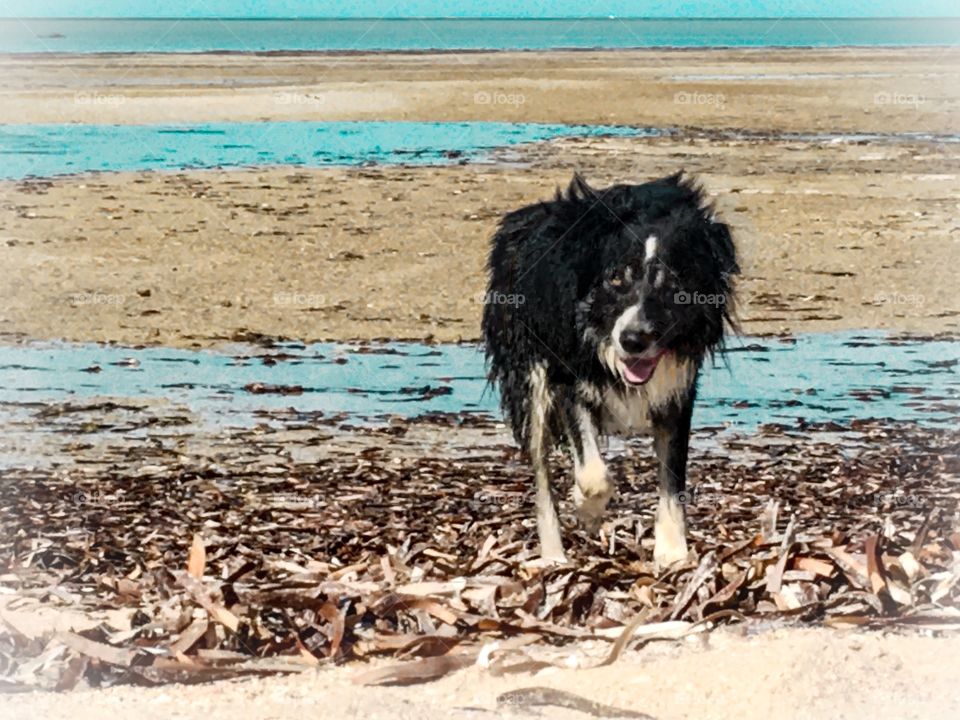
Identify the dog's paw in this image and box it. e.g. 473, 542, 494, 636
653, 534, 689, 569
572, 481, 613, 534
572, 457, 614, 532
653, 496, 689, 569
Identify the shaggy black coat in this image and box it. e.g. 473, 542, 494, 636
482, 171, 738, 450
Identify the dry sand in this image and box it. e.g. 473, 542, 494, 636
2, 626, 958, 720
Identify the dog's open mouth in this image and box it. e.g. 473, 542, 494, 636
621, 350, 667, 385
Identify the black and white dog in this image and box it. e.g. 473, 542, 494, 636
481, 172, 738, 566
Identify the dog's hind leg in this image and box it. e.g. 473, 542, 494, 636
528, 364, 566, 563
563, 399, 614, 534
651, 392, 695, 568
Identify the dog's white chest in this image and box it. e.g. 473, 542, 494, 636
601, 389, 653, 435
600, 355, 696, 435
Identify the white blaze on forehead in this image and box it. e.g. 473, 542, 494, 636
644, 234, 658, 264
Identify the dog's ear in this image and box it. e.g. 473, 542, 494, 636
563, 172, 595, 202
709, 220, 739, 280
707, 218, 740, 337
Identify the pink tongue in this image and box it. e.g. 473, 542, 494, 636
623, 353, 664, 385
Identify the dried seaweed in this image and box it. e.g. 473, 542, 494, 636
0, 413, 958, 691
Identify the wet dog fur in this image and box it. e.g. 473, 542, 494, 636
481, 172, 739, 565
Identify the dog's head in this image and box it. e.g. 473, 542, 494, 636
579, 206, 739, 387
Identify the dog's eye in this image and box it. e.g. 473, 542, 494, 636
606, 274, 629, 293
606, 267, 631, 291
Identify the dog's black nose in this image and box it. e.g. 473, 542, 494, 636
619, 329, 654, 354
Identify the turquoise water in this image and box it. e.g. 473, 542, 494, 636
2, 18, 958, 53
0, 122, 656, 180
0, 333, 956, 430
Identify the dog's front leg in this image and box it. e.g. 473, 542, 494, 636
530, 443, 566, 563
651, 391, 695, 568
528, 366, 566, 563
563, 400, 614, 533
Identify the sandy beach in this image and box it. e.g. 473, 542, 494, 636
1, 45, 959, 717
1, 49, 959, 347
2, 48, 957, 132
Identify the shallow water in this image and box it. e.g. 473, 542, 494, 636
0, 332, 956, 432
4, 122, 957, 182
2, 18, 958, 54
0, 122, 656, 180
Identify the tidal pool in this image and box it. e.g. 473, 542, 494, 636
0, 331, 956, 432
0, 121, 657, 180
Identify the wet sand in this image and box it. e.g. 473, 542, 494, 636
2, 48, 959, 347
1, 133, 958, 346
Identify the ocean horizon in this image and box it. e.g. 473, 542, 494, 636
2, 17, 958, 53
